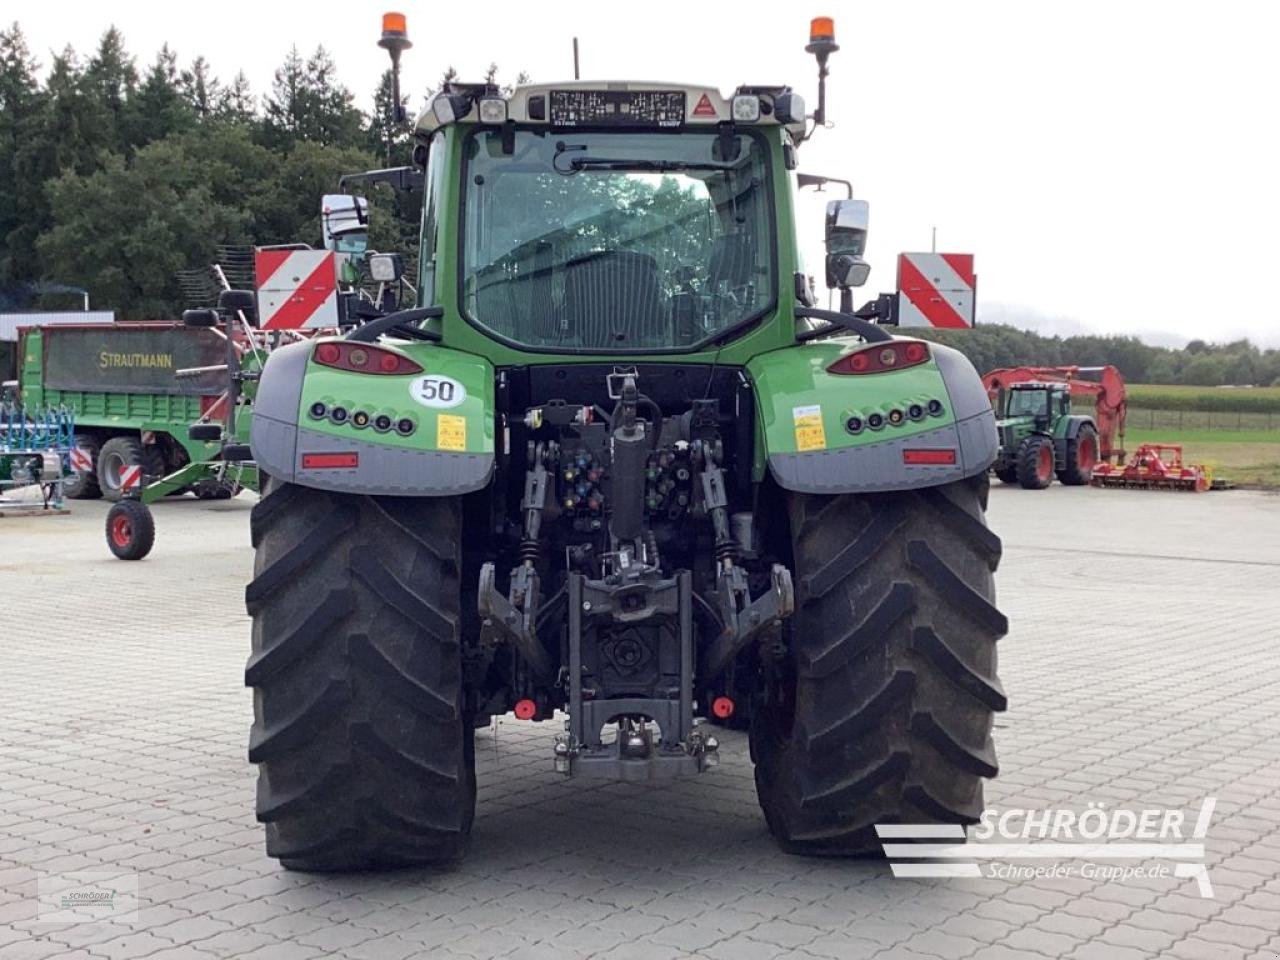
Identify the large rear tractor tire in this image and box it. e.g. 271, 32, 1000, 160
1058, 425, 1099, 486
245, 481, 475, 871
1015, 436, 1054, 490
751, 474, 1007, 854
64, 436, 102, 499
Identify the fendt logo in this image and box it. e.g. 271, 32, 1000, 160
878, 797, 1217, 897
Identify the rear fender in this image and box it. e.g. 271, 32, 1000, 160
747, 339, 996, 494
1055, 416, 1095, 467
251, 338, 494, 496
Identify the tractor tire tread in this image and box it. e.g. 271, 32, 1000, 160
1015, 436, 1053, 490
751, 474, 1006, 855
1059, 424, 1098, 485
245, 482, 474, 871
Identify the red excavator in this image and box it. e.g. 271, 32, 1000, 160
981, 365, 1127, 488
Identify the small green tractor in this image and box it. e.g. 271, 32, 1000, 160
242, 14, 1007, 870
984, 365, 1125, 491
989, 382, 1102, 489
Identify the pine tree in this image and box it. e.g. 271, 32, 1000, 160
366, 69, 412, 164
83, 26, 137, 155
129, 45, 194, 145
217, 70, 256, 124
262, 45, 305, 146
0, 23, 44, 288
181, 56, 221, 119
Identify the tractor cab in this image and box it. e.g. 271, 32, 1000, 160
998, 381, 1070, 426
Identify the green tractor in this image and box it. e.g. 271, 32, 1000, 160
991, 382, 1100, 489
243, 15, 1007, 870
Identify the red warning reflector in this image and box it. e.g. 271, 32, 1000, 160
691, 93, 717, 118
301, 452, 359, 469
903, 449, 957, 466
711, 696, 735, 720
514, 699, 537, 720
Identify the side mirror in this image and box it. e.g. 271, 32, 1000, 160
182, 308, 218, 328
825, 198, 870, 289
321, 193, 369, 254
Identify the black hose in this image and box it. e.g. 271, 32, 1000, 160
345, 306, 443, 342
794, 306, 894, 343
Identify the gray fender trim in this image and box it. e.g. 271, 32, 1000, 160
767, 342, 998, 495
768, 409, 997, 494
250, 341, 494, 497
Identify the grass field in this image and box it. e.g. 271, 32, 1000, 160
1122, 428, 1280, 488
1127, 383, 1280, 413
1115, 385, 1280, 487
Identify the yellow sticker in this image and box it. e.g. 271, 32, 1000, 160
437, 414, 467, 451
793, 404, 826, 452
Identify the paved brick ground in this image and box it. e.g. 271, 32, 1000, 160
2, 484, 1279, 960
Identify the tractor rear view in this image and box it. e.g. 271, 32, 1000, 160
240, 15, 1008, 871
983, 365, 1126, 489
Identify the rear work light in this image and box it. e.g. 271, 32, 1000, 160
313, 341, 423, 375
827, 340, 930, 375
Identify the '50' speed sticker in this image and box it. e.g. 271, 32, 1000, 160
409, 375, 467, 409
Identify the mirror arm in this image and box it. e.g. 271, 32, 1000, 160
797, 173, 853, 198
795, 304, 895, 343
339, 166, 424, 194
345, 306, 444, 343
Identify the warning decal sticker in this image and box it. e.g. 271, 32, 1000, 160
793, 405, 827, 452
691, 93, 717, 118
437, 414, 467, 452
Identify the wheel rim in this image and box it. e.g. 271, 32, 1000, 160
102, 451, 124, 489
1078, 435, 1097, 471
110, 514, 132, 547
1037, 444, 1052, 483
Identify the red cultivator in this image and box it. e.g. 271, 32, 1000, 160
1090, 443, 1211, 492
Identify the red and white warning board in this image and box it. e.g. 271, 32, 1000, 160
120, 464, 142, 492
255, 249, 340, 330
896, 253, 976, 329
69, 446, 94, 474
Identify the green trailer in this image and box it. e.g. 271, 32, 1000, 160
15, 322, 239, 500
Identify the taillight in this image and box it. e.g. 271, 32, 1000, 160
313, 341, 423, 375
828, 340, 930, 375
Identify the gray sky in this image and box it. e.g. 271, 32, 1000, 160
13, 0, 1280, 346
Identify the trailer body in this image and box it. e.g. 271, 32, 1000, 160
15, 324, 227, 498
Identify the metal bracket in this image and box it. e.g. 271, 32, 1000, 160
606, 365, 639, 400
564, 569, 711, 779
701, 563, 795, 681
477, 563, 555, 681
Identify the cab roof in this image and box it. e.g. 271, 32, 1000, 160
414, 81, 805, 139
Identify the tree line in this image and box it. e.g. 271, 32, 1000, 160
912, 325, 1280, 388
0, 23, 475, 319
